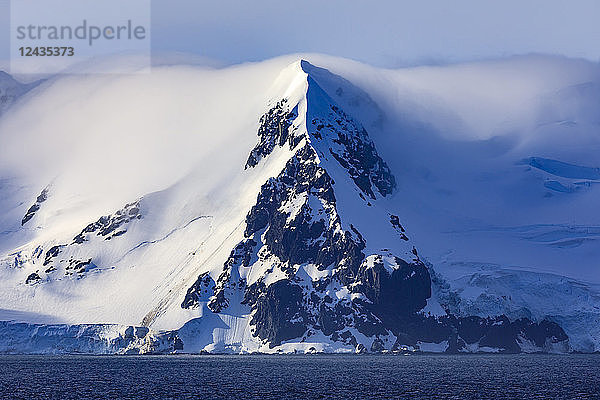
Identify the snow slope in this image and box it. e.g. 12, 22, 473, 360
0, 54, 598, 353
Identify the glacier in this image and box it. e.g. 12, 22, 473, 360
0, 54, 598, 353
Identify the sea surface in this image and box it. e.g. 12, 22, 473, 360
0, 354, 598, 399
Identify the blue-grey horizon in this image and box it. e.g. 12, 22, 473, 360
0, 0, 599, 68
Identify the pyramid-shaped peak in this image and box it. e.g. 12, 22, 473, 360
248, 61, 396, 200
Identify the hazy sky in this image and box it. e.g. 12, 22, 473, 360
1, 0, 599, 67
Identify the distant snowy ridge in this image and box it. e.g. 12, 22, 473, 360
0, 71, 41, 115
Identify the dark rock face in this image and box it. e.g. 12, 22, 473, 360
306, 81, 396, 200
385, 313, 568, 353
354, 256, 431, 317
43, 245, 64, 266
389, 214, 409, 241
181, 273, 215, 309
245, 144, 363, 273
239, 142, 407, 346
25, 272, 41, 285
471, 316, 568, 353
208, 239, 256, 313
21, 187, 49, 226
66, 258, 94, 275
245, 100, 299, 169
249, 280, 307, 347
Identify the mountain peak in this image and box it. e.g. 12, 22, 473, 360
249, 61, 395, 200
0, 71, 43, 115
0, 56, 587, 354
0, 71, 16, 82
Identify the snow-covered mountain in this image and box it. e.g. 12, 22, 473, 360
0, 72, 40, 116
0, 54, 598, 354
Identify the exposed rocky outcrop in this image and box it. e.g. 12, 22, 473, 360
307, 91, 396, 200
21, 187, 49, 226
25, 272, 41, 285
72, 201, 141, 244
245, 99, 299, 169
38, 201, 142, 278
181, 272, 216, 310
248, 280, 308, 346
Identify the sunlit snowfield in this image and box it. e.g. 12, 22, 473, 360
0, 354, 598, 399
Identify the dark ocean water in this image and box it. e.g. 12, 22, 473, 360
0, 354, 598, 400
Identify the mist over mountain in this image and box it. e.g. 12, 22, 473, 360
0, 54, 598, 354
